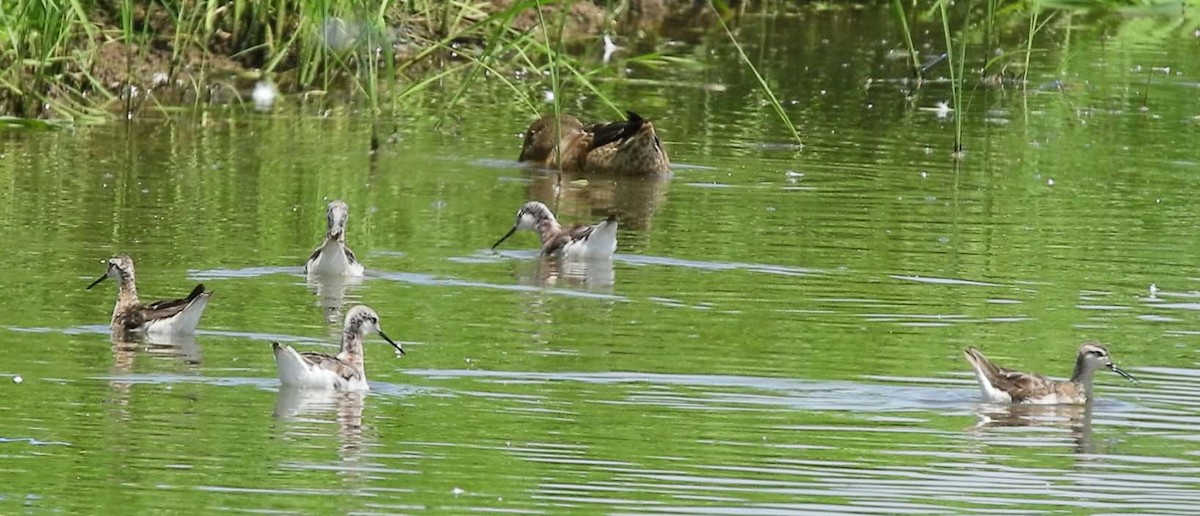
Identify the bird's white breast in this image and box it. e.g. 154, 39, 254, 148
307, 242, 364, 277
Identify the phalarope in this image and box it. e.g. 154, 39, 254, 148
87, 254, 212, 335
491, 201, 618, 259
272, 305, 403, 391
305, 200, 364, 277
964, 343, 1137, 405
519, 111, 670, 176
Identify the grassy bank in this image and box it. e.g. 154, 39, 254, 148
0, 0, 718, 122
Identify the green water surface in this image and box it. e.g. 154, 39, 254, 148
2, 7, 1200, 514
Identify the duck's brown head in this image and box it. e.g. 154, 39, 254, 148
518, 114, 584, 164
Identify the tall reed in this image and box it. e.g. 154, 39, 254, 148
708, 0, 803, 145
892, 0, 922, 79
936, 0, 965, 158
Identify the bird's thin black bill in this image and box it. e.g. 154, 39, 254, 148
1110, 364, 1138, 383
491, 225, 518, 250
86, 274, 108, 290
378, 330, 404, 356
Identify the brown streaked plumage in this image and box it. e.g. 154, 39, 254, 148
87, 254, 212, 335
273, 342, 364, 385
963, 343, 1137, 405
491, 201, 618, 259
518, 111, 670, 176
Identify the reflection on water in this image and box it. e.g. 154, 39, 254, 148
525, 170, 670, 231
305, 275, 364, 324
515, 257, 616, 292
106, 333, 205, 429
111, 332, 204, 371
275, 389, 366, 458
274, 389, 384, 489
274, 387, 363, 422
971, 402, 1096, 454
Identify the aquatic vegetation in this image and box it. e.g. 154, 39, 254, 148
889, 1, 1046, 159
936, 0, 966, 159
891, 0, 923, 79
889, 0, 1198, 159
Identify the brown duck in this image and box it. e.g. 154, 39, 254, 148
518, 111, 670, 176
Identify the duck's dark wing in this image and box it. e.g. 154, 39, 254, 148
343, 246, 359, 264
298, 352, 363, 382
586, 111, 645, 151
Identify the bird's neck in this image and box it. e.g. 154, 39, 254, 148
535, 217, 562, 244
111, 276, 140, 327
1069, 355, 1097, 388
116, 274, 139, 305
338, 330, 365, 370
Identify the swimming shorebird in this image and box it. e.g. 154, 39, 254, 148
87, 254, 212, 335
305, 200, 364, 277
518, 111, 670, 176
491, 201, 618, 259
963, 343, 1137, 405
272, 305, 404, 391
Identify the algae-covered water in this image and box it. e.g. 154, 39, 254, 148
3, 7, 1200, 514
